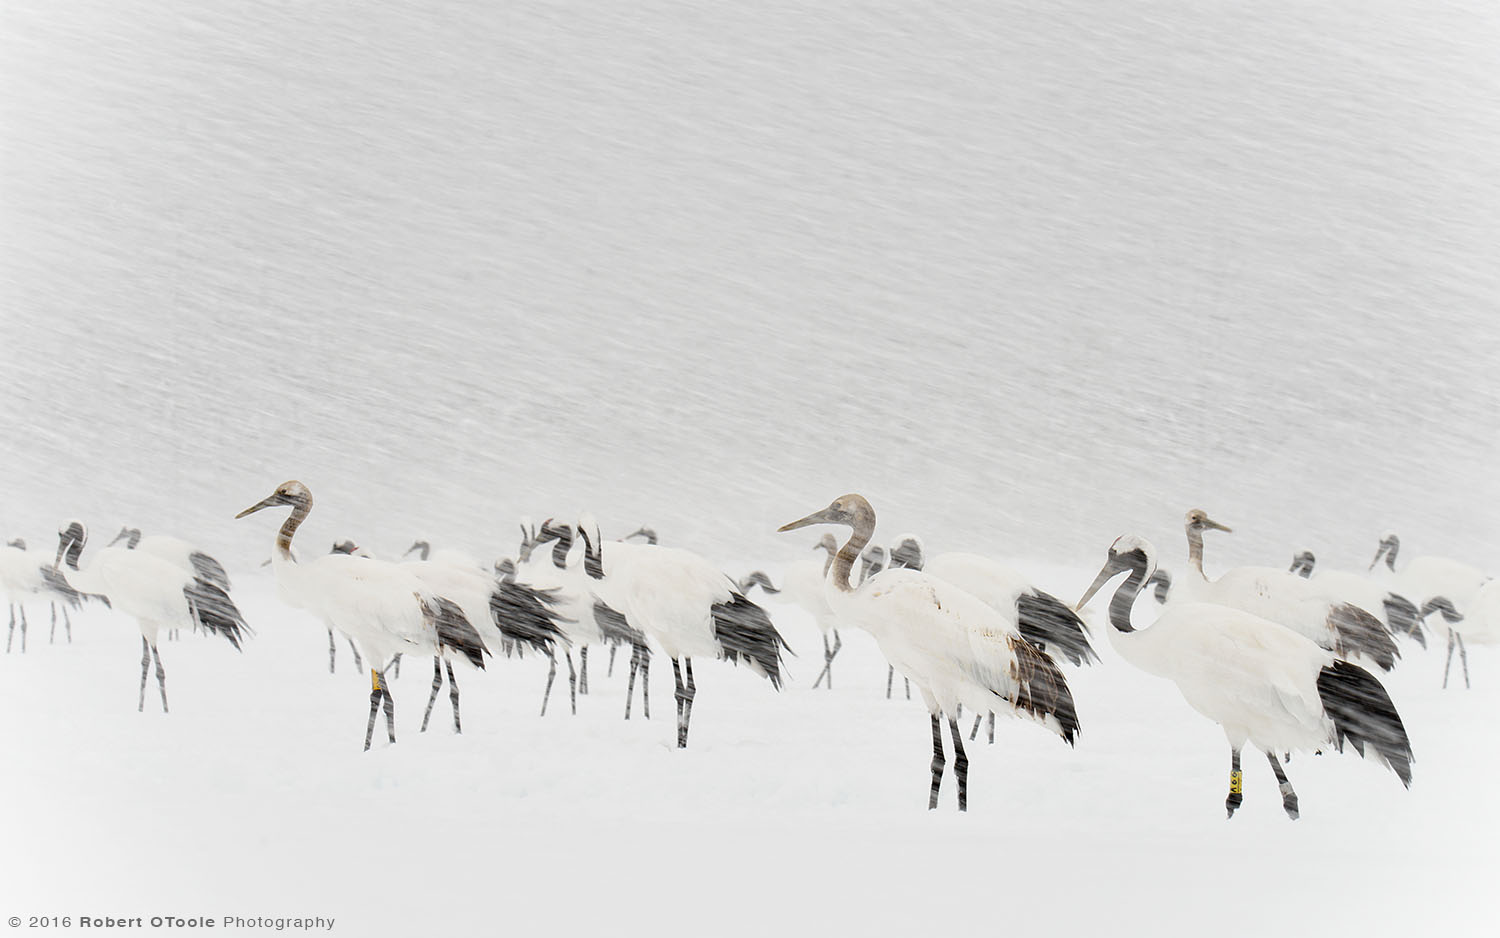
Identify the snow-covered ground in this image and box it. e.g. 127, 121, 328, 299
4, 563, 1495, 937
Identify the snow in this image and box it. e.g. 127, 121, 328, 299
4, 565, 1496, 936
3, 0, 1500, 932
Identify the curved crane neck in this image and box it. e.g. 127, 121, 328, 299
1105, 556, 1151, 634
830, 524, 873, 594
550, 528, 573, 570
276, 502, 311, 561
1185, 527, 1208, 579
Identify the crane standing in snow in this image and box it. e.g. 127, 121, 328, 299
1078, 534, 1412, 819
779, 495, 1079, 811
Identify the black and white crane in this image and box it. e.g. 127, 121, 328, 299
779, 495, 1079, 811
1078, 534, 1413, 819
53, 521, 248, 712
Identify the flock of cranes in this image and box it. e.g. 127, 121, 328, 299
3, 482, 1492, 819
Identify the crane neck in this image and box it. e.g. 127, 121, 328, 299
276, 502, 310, 561
830, 524, 873, 593
1105, 557, 1151, 634
551, 529, 573, 569
1186, 528, 1208, 579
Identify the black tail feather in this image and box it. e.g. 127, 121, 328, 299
184, 579, 252, 651
1328, 603, 1399, 672
1317, 660, 1412, 788
1420, 596, 1464, 624
711, 593, 791, 689
189, 551, 232, 593
423, 596, 487, 669
1007, 637, 1080, 746
39, 566, 86, 609
489, 581, 566, 657
1383, 594, 1426, 648
593, 600, 647, 651
1016, 591, 1098, 667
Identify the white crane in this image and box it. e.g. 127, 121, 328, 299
236, 481, 491, 749
52, 520, 249, 712
920, 547, 1098, 743
511, 520, 598, 715
1368, 533, 1490, 688
399, 540, 567, 733
1078, 534, 1413, 819
109, 527, 232, 592
1370, 534, 1489, 611
2, 537, 95, 650
779, 495, 1079, 812
1170, 510, 1398, 672
1289, 550, 1426, 648
1418, 576, 1500, 689
576, 514, 789, 748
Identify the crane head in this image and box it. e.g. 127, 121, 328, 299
1184, 509, 1231, 536
236, 480, 312, 518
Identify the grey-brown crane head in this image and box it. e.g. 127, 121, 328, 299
1289, 550, 1316, 578
236, 480, 313, 519
108, 526, 142, 549
778, 494, 876, 537
1184, 509, 1232, 537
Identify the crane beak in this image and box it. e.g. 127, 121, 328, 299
236, 494, 284, 518
778, 507, 844, 532
107, 527, 130, 547
1076, 560, 1123, 611
1202, 517, 1232, 534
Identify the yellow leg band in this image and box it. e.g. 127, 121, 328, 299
371, 669, 382, 692
1230, 770, 1243, 794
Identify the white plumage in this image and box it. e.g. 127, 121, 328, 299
779, 495, 1077, 812
576, 513, 788, 748
1078, 534, 1413, 820
1, 537, 89, 650
237, 481, 488, 749
53, 520, 249, 712
1169, 510, 1397, 671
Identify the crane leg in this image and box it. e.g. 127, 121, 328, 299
6, 604, 14, 653
579, 646, 590, 695
446, 659, 461, 733
63, 604, 71, 643
608, 643, 618, 677
138, 637, 151, 711
928, 714, 945, 810
1458, 634, 1471, 689
640, 646, 650, 719
421, 657, 444, 732
348, 638, 363, 671
947, 717, 969, 812
987, 711, 995, 745
672, 658, 696, 748
328, 629, 337, 674
392, 654, 401, 680
887, 665, 895, 699
50, 604, 56, 643
969, 714, 982, 741
566, 649, 578, 715
151, 643, 168, 713
364, 670, 383, 751
1266, 751, 1298, 820
1443, 631, 1456, 689
905, 678, 911, 700
624, 645, 639, 719
18, 606, 27, 652
1225, 747, 1243, 819
541, 654, 558, 717
381, 677, 396, 744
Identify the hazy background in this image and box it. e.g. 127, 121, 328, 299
3, 0, 1497, 574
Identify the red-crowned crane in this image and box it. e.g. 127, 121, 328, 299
1078, 534, 1413, 820
779, 495, 1078, 811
